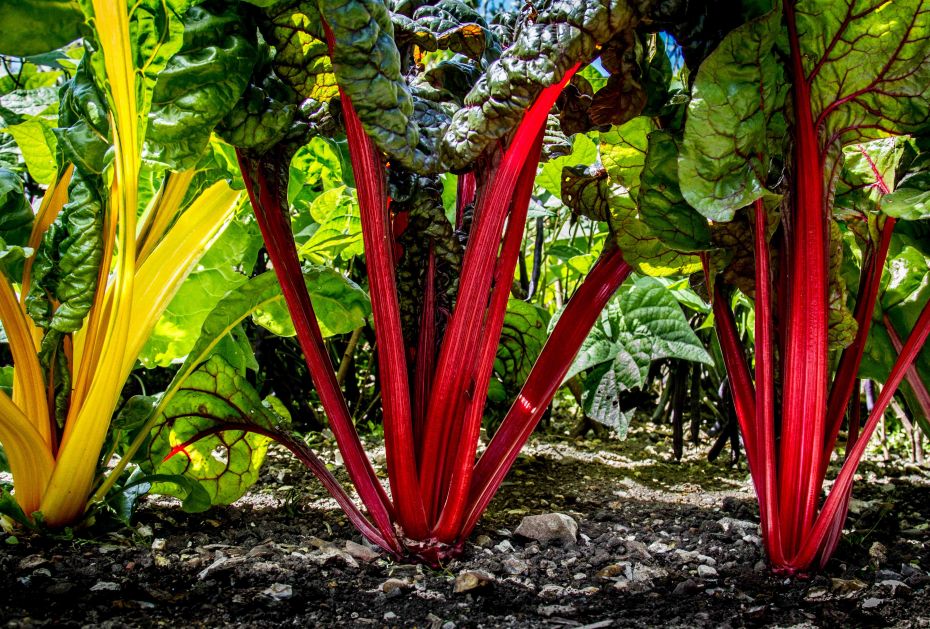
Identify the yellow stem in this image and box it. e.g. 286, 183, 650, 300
0, 391, 53, 517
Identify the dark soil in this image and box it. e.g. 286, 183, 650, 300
2, 428, 929, 628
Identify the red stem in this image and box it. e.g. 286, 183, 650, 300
433, 135, 543, 541
791, 296, 930, 570
752, 198, 783, 566
885, 315, 930, 422
236, 151, 399, 553
456, 172, 476, 230
779, 0, 830, 558
163, 423, 396, 554
418, 67, 580, 522
340, 86, 429, 540
413, 245, 437, 454
462, 246, 632, 537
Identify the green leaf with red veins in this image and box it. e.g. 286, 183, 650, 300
884, 135, 930, 220
678, 9, 788, 220
797, 0, 930, 150
833, 139, 905, 237
147, 354, 280, 507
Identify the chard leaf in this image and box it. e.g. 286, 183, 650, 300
297, 186, 364, 262
319, 0, 431, 171
253, 265, 371, 337
884, 136, 930, 220
138, 218, 263, 367
678, 9, 788, 220
495, 298, 551, 388
26, 169, 103, 333
216, 48, 300, 153
537, 133, 598, 198
261, 1, 337, 103
828, 220, 857, 349
601, 118, 702, 276
0, 1, 84, 57
798, 0, 930, 149
4, 118, 58, 184
0, 169, 35, 250
561, 166, 611, 222
146, 355, 279, 507
145, 1, 258, 169
54, 56, 111, 176
440, 0, 651, 170
637, 130, 711, 252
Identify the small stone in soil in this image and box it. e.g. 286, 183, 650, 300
151, 538, 166, 551
345, 540, 380, 563
262, 583, 293, 601
862, 597, 885, 610
501, 557, 528, 575
453, 570, 494, 594
514, 513, 578, 545
672, 579, 702, 596
18, 555, 47, 570
697, 565, 717, 579
90, 581, 120, 592
380, 578, 410, 595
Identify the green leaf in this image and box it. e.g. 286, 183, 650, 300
26, 169, 103, 333
0, 1, 84, 57
0, 169, 34, 249
678, 9, 787, 220
253, 265, 371, 337
798, 0, 930, 148
638, 130, 711, 252
145, 1, 258, 169
138, 217, 263, 367
4, 118, 58, 184
296, 186, 363, 262
261, 1, 337, 102
537, 133, 598, 198
54, 55, 111, 176
495, 298, 551, 389
146, 354, 280, 507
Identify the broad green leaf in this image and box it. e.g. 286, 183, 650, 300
883, 136, 930, 220
145, 1, 258, 169
0, 1, 84, 57
262, 1, 337, 102
538, 133, 598, 198
54, 56, 111, 175
26, 169, 103, 333
147, 354, 279, 507
4, 118, 57, 184
0, 169, 34, 250
253, 265, 370, 337
297, 186, 363, 262
139, 217, 263, 367
495, 298, 551, 388
797, 0, 930, 149
678, 9, 787, 220
638, 131, 711, 252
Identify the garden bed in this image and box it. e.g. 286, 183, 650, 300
2, 429, 928, 628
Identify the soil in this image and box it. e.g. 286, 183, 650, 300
2, 427, 929, 628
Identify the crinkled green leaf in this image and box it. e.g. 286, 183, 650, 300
638, 130, 711, 252
147, 354, 280, 507
828, 220, 857, 349
495, 298, 550, 387
440, 0, 651, 170
0, 169, 34, 250
296, 186, 364, 262
561, 165, 611, 222
797, 0, 930, 149
139, 218, 263, 367
253, 265, 371, 337
54, 55, 111, 175
679, 9, 787, 220
0, 1, 84, 57
261, 1, 337, 103
216, 47, 300, 153
145, 1, 258, 169
26, 169, 102, 333
538, 132, 597, 198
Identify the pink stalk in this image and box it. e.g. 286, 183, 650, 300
340, 87, 429, 540
791, 297, 930, 569
236, 153, 399, 552
885, 316, 930, 427
463, 246, 632, 536
418, 67, 580, 521
413, 246, 437, 453
456, 172, 476, 230
779, 1, 830, 557
433, 138, 543, 541
752, 198, 783, 566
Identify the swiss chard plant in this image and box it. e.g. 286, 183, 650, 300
136, 0, 716, 564
677, 0, 930, 573
0, 0, 249, 527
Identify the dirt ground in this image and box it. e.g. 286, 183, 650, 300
1, 427, 929, 628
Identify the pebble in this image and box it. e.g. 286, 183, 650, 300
384, 611, 398, 622
514, 513, 578, 545
673, 579, 702, 596
90, 581, 120, 592
697, 565, 718, 579
381, 578, 410, 595
453, 570, 494, 593
647, 541, 671, 554
862, 597, 885, 610
151, 538, 166, 552
17, 555, 47, 571
537, 584, 566, 599
869, 542, 888, 567
262, 583, 293, 600
501, 557, 528, 575
345, 540, 380, 563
